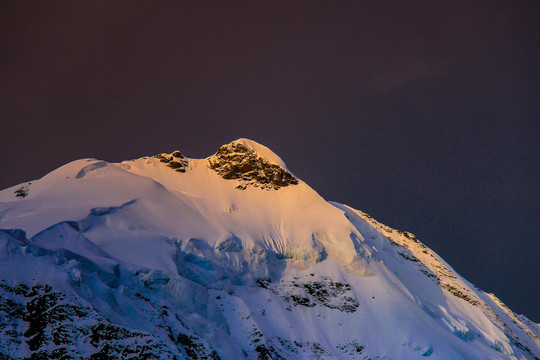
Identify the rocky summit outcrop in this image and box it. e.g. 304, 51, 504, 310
208, 142, 298, 190
153, 151, 188, 172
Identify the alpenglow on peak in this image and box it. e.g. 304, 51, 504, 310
0, 138, 538, 359
207, 139, 298, 190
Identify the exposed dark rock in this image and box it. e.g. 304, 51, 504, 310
208, 142, 298, 190
258, 276, 359, 313
168, 161, 184, 170
336, 340, 364, 355
254, 344, 285, 360
215, 236, 243, 253
397, 251, 420, 262
441, 284, 479, 306
0, 280, 219, 359
383, 229, 485, 309
176, 333, 220, 360
90, 323, 134, 346
293, 279, 359, 313
290, 295, 315, 307
14, 186, 29, 198
171, 151, 184, 158
153, 152, 188, 172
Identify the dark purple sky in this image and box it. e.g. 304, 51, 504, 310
2, 1, 539, 321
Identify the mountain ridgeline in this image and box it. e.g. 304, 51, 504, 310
0, 139, 538, 360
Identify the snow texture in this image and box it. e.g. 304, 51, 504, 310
0, 139, 538, 359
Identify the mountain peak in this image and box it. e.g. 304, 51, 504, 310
207, 139, 298, 190
1, 141, 539, 359
228, 138, 287, 168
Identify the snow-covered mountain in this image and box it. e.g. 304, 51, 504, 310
0, 138, 538, 360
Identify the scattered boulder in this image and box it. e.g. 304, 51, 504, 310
14, 186, 29, 198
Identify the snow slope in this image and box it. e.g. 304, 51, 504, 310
0, 139, 538, 359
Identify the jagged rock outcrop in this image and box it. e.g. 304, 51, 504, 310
153, 151, 188, 172
208, 142, 298, 190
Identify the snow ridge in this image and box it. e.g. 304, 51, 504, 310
0, 138, 538, 360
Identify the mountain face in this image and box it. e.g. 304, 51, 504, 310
0, 138, 538, 360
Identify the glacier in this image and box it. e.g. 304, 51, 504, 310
0, 138, 538, 359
